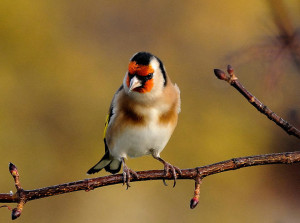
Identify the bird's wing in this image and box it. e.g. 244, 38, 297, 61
103, 85, 124, 152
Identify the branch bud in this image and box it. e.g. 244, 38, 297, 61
227, 65, 234, 75
9, 163, 18, 177
214, 69, 227, 80
190, 197, 199, 209
11, 208, 21, 220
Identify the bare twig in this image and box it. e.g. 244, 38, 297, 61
1, 152, 299, 219
214, 65, 300, 139
7, 163, 26, 220
190, 173, 202, 209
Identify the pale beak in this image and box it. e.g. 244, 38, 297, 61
129, 76, 142, 91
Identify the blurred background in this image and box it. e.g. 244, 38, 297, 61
0, 0, 299, 222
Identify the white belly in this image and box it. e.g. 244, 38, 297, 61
110, 122, 173, 160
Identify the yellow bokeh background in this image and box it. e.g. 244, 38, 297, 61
0, 0, 299, 222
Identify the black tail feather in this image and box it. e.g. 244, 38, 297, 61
87, 151, 110, 174
104, 159, 122, 174
87, 151, 122, 175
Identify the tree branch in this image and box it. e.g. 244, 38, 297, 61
1, 152, 300, 219
214, 65, 300, 139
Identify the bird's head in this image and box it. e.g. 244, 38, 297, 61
123, 52, 167, 100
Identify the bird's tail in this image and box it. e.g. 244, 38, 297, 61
87, 151, 122, 174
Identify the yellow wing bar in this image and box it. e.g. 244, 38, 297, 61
103, 114, 110, 139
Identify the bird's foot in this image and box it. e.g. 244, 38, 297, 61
162, 161, 182, 187
152, 155, 182, 187
122, 159, 138, 189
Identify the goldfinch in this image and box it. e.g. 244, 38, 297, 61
87, 52, 181, 188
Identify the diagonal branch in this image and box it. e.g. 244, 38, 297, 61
214, 65, 300, 139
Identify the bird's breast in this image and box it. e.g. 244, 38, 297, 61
109, 108, 177, 159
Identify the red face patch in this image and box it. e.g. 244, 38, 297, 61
127, 61, 154, 93
128, 61, 154, 76
133, 79, 154, 93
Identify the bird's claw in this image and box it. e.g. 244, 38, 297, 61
122, 167, 138, 190
163, 162, 182, 187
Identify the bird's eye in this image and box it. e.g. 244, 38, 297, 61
134, 73, 153, 82
143, 73, 153, 81
138, 73, 153, 82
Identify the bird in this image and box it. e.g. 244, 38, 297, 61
87, 52, 181, 188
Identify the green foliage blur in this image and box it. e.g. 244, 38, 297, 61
0, 0, 299, 222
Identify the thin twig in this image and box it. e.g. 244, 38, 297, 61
214, 65, 300, 139
190, 172, 201, 209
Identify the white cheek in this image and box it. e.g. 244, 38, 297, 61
150, 72, 164, 95
123, 75, 129, 91
150, 60, 159, 70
